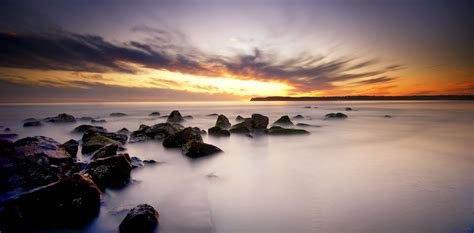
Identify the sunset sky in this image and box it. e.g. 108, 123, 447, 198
0, 0, 472, 102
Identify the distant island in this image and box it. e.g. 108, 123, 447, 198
250, 95, 474, 101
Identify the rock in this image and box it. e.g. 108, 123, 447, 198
251, 114, 269, 130
143, 159, 157, 164
182, 141, 222, 158
90, 143, 118, 160
110, 112, 127, 117
72, 124, 108, 134
229, 118, 252, 134
78, 116, 94, 121
304, 106, 311, 109
86, 153, 132, 188
206, 113, 219, 117
44, 113, 76, 123
273, 115, 293, 126
266, 126, 310, 135
325, 112, 348, 119
14, 136, 72, 163
235, 115, 245, 122
130, 156, 144, 168
117, 128, 130, 135
183, 115, 193, 120
129, 123, 183, 143
4, 127, 11, 132
119, 204, 159, 233
149, 112, 160, 116
23, 118, 42, 127
293, 114, 304, 119
167, 110, 184, 123
200, 129, 207, 135
91, 119, 106, 123
163, 127, 202, 148
384, 115, 392, 118
216, 114, 231, 129
345, 107, 352, 111
81, 134, 121, 154
139, 124, 150, 130
0, 173, 102, 231
63, 139, 79, 157
82, 131, 128, 145
296, 123, 320, 128
208, 126, 231, 137
0, 133, 18, 140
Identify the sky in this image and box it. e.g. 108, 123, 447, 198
0, 0, 472, 102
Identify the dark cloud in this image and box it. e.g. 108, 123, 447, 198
350, 76, 397, 86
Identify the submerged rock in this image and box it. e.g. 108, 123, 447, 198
163, 127, 202, 148
81, 134, 121, 155
345, 107, 352, 111
149, 112, 160, 116
86, 153, 132, 188
207, 113, 219, 117
23, 119, 42, 127
215, 114, 231, 129
119, 204, 159, 233
325, 112, 348, 119
0, 173, 102, 231
78, 116, 94, 121
91, 119, 106, 123
182, 141, 222, 158
266, 126, 310, 135
384, 115, 393, 118
44, 113, 76, 123
72, 124, 108, 134
304, 106, 312, 109
273, 115, 293, 126
110, 112, 127, 117
296, 123, 321, 128
235, 115, 245, 122
293, 114, 304, 119
130, 156, 144, 168
208, 126, 231, 137
167, 110, 184, 123
183, 115, 193, 120
4, 127, 10, 132
63, 139, 79, 157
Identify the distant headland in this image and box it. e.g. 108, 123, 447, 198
250, 95, 474, 101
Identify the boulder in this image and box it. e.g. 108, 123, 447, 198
143, 159, 157, 164
81, 134, 121, 155
129, 123, 183, 143
163, 127, 202, 148
235, 115, 245, 122
229, 118, 252, 134
208, 126, 231, 137
266, 126, 310, 135
44, 113, 76, 123
273, 115, 293, 126
130, 156, 144, 168
304, 106, 311, 109
91, 119, 106, 123
119, 204, 159, 233
72, 124, 108, 134
345, 107, 352, 111
182, 141, 222, 158
0, 173, 102, 231
325, 112, 348, 119
117, 128, 130, 135
110, 112, 127, 117
82, 131, 127, 144
251, 114, 269, 130
86, 153, 132, 188
63, 139, 79, 157
293, 114, 304, 119
216, 114, 231, 129
23, 119, 42, 127
90, 143, 118, 160
14, 136, 72, 163
167, 110, 184, 123
149, 112, 160, 116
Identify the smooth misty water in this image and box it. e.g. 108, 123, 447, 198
0, 101, 472, 233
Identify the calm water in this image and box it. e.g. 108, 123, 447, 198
1, 101, 473, 233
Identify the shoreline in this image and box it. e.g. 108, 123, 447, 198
250, 95, 474, 101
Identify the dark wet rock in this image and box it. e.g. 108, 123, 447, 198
72, 124, 108, 134
130, 156, 144, 168
14, 136, 72, 163
149, 112, 160, 116
0, 173, 102, 231
266, 126, 310, 135
235, 115, 245, 122
91, 119, 106, 123
23, 119, 42, 127
81, 134, 121, 155
200, 129, 207, 135
208, 126, 231, 137
293, 114, 304, 119
216, 114, 231, 129
182, 141, 222, 158
163, 127, 202, 148
296, 123, 321, 128
143, 159, 157, 164
82, 131, 128, 145
4, 127, 11, 132
207, 113, 219, 117
139, 124, 150, 130
183, 115, 193, 120
229, 118, 252, 134
130, 123, 183, 143
86, 153, 132, 189
119, 204, 159, 233
273, 115, 293, 126
44, 113, 76, 123
78, 116, 95, 121
251, 114, 269, 130
304, 106, 311, 109
325, 112, 348, 119
0, 133, 18, 140
167, 110, 184, 123
90, 143, 119, 160
345, 107, 352, 111
110, 112, 127, 117
117, 128, 130, 135
384, 115, 393, 118
63, 139, 79, 157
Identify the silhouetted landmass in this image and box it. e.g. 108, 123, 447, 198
250, 95, 474, 101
